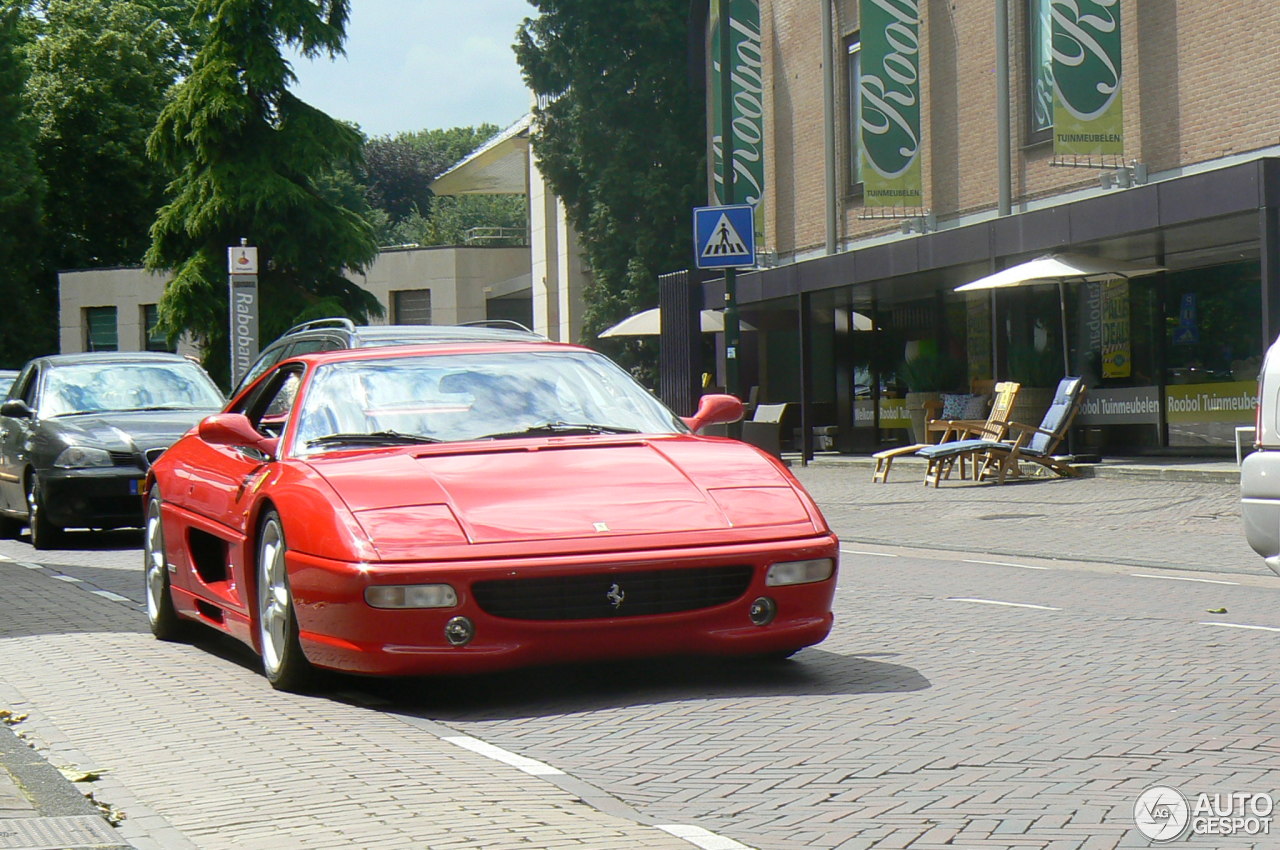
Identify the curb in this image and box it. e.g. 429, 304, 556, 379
0, 722, 133, 849
792, 454, 1242, 485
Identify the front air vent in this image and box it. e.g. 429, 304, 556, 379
472, 565, 753, 621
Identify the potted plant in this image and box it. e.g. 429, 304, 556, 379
1006, 344, 1062, 427
898, 351, 962, 443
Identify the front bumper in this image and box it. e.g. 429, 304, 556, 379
286, 535, 840, 676
38, 467, 146, 529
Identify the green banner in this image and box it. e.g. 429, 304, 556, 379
1052, 0, 1123, 157
859, 0, 922, 208
709, 0, 765, 233
1166, 381, 1257, 424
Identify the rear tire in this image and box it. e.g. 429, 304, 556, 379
144, 488, 187, 641
26, 477, 63, 550
257, 510, 316, 692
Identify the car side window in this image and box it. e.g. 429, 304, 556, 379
244, 366, 305, 439
18, 367, 38, 406
283, 337, 331, 358
236, 341, 292, 396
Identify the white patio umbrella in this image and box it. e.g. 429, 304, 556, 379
599, 308, 749, 338
954, 251, 1166, 374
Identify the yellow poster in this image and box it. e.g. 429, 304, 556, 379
1101, 279, 1130, 378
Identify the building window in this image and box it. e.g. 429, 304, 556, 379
846, 36, 863, 192
84, 307, 118, 352
1026, 0, 1053, 144
142, 304, 173, 352
392, 289, 432, 325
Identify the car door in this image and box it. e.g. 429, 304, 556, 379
0, 364, 40, 513
177, 364, 302, 533
166, 364, 304, 614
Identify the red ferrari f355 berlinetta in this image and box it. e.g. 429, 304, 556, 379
144, 335, 838, 690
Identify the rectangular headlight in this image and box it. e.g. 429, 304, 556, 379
364, 584, 458, 609
766, 558, 835, 587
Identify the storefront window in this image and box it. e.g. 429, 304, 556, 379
1069, 277, 1162, 451
1163, 262, 1262, 448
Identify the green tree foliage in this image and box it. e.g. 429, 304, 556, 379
515, 0, 704, 346
146, 0, 380, 384
389, 192, 529, 245
0, 5, 49, 366
358, 124, 501, 243
23, 0, 194, 269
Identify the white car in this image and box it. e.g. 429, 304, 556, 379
1240, 334, 1280, 576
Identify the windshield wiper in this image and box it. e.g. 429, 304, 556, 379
124, 405, 208, 411
474, 421, 642, 440
306, 430, 443, 448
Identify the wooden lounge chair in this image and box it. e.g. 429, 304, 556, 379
916, 377, 1087, 487
871, 381, 1020, 483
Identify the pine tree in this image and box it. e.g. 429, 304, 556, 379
146, 0, 380, 384
0, 5, 48, 367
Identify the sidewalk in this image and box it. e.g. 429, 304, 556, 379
788, 453, 1269, 577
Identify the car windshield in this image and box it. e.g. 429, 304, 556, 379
294, 350, 686, 453
41, 361, 224, 417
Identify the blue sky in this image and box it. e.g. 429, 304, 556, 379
289, 0, 535, 138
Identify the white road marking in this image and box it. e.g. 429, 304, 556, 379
1200, 621, 1280, 633
18, 562, 42, 569
0, 553, 10, 560
840, 548, 898, 557
90, 590, 130, 603
1131, 573, 1239, 585
441, 736, 563, 776
961, 558, 1049, 570
52, 575, 81, 583
947, 597, 1061, 610
656, 824, 756, 850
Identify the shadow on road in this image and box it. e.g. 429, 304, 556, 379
14, 528, 144, 552
342, 649, 930, 721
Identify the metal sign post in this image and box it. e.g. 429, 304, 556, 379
228, 240, 259, 388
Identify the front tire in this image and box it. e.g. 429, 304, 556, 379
144, 488, 187, 641
26, 477, 63, 550
257, 510, 316, 692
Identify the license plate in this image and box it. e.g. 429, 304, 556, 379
129, 479, 141, 495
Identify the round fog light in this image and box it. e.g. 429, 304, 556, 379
444, 616, 474, 646
748, 596, 777, 626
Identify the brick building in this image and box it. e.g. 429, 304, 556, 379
705, 0, 1280, 456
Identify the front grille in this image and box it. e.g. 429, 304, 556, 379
472, 565, 754, 621
109, 451, 137, 467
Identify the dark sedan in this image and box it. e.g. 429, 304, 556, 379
0, 352, 224, 548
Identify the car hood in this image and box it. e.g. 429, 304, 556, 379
307, 437, 821, 551
43, 409, 217, 450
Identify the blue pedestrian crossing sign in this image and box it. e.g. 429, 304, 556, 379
694, 204, 755, 269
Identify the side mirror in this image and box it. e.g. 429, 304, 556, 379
682, 393, 744, 433
198, 413, 278, 457
0, 399, 32, 418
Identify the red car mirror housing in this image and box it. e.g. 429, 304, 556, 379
199, 413, 278, 457
682, 394, 744, 433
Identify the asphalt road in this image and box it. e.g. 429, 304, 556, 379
0, 471, 1276, 849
